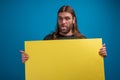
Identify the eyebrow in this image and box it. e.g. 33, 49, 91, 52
58, 16, 70, 18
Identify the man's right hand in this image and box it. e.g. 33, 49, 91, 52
20, 50, 29, 63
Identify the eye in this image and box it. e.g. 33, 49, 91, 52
65, 17, 70, 20
58, 16, 63, 21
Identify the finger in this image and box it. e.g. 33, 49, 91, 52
22, 57, 29, 63
100, 51, 107, 55
99, 52, 107, 57
100, 47, 106, 51
22, 59, 26, 63
23, 57, 29, 60
100, 49, 106, 54
19, 50, 25, 53
103, 43, 106, 47
23, 53, 29, 58
23, 55, 29, 58
99, 49, 106, 54
100, 48, 106, 52
102, 53, 107, 57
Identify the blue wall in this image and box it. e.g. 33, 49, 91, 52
0, 0, 120, 80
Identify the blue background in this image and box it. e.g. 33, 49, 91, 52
0, 0, 120, 80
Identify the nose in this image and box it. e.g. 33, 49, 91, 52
62, 19, 66, 24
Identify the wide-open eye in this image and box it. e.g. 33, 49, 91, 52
58, 16, 63, 21
65, 17, 70, 21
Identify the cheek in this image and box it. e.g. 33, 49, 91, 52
68, 21, 73, 26
58, 20, 62, 25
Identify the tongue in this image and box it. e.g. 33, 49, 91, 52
61, 27, 66, 29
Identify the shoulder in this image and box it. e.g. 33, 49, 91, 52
43, 34, 53, 40
76, 33, 87, 39
80, 34, 87, 39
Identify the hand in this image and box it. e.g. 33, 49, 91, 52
99, 44, 107, 57
20, 50, 29, 63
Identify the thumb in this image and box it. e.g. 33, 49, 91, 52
103, 43, 106, 47
19, 50, 25, 54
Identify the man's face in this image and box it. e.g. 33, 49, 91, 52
58, 12, 75, 34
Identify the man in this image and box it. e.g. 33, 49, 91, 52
20, 5, 107, 63
44, 5, 86, 40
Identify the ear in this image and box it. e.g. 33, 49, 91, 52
73, 17, 75, 24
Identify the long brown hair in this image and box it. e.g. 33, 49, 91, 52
52, 5, 85, 39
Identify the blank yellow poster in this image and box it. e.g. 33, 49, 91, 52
25, 39, 105, 80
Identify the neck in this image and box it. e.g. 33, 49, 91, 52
59, 31, 73, 36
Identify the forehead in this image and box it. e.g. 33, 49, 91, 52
58, 12, 73, 18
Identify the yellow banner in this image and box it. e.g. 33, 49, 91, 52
25, 39, 105, 80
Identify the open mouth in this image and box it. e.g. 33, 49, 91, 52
61, 26, 67, 30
